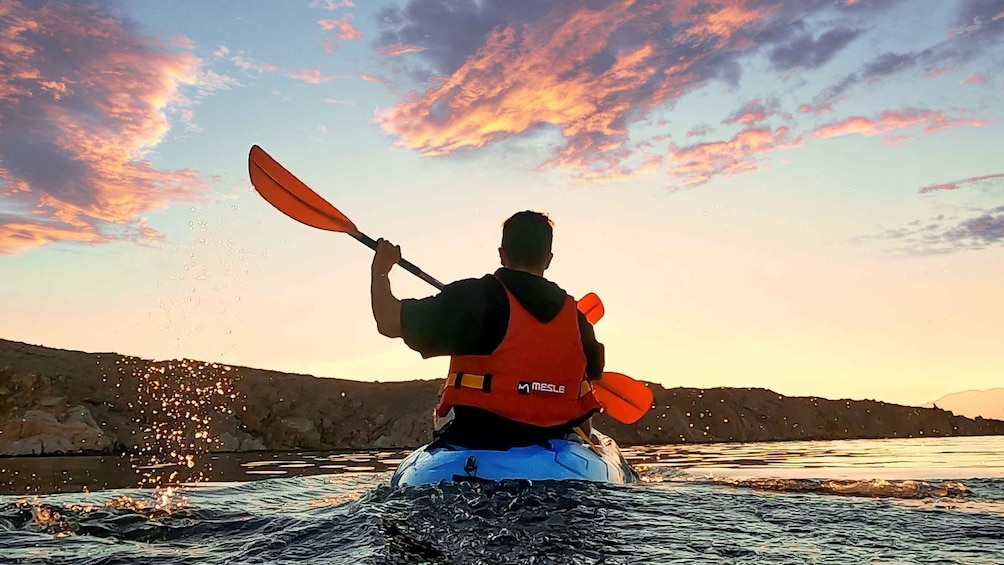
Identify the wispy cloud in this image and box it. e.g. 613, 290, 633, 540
881, 134, 914, 146
722, 99, 778, 126
379, 44, 426, 57
0, 0, 208, 255
213, 45, 278, 76
668, 126, 803, 188
272, 89, 291, 103
798, 102, 834, 115
812, 109, 989, 140
962, 73, 990, 85
813, 1, 1004, 105
309, 0, 355, 10
856, 163, 1004, 256
919, 173, 1004, 194
174, 69, 242, 132
859, 206, 1004, 256
318, 14, 361, 53
686, 124, 713, 138
194, 70, 241, 97
288, 68, 342, 83
319, 17, 361, 40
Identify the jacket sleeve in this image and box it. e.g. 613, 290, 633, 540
399, 276, 507, 359
577, 311, 605, 380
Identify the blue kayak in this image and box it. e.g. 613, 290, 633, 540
390, 429, 638, 486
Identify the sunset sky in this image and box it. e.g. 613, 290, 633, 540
1, 0, 1002, 407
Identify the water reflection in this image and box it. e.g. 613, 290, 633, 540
1, 435, 1002, 497
625, 435, 1004, 481
0, 450, 412, 496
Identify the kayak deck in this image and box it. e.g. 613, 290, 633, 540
390, 429, 637, 486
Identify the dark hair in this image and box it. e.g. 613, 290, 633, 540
501, 211, 553, 268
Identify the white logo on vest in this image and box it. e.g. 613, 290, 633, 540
517, 381, 566, 395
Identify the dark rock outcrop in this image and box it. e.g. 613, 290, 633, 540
2, 338, 1002, 457
598, 386, 1004, 445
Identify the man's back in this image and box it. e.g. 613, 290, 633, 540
399, 268, 605, 447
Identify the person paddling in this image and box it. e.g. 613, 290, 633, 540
369, 211, 605, 449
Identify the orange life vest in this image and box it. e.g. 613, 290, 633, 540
435, 280, 602, 428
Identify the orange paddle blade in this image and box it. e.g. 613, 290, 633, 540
577, 292, 604, 325
593, 372, 653, 424
248, 145, 360, 236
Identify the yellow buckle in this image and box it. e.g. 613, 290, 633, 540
440, 372, 492, 393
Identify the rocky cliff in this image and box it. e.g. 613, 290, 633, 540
2, 338, 1003, 457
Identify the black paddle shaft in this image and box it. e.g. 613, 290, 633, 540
354, 232, 445, 290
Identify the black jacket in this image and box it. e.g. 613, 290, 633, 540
400, 267, 604, 379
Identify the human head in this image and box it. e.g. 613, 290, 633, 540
499, 210, 554, 274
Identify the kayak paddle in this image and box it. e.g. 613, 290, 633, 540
574, 293, 653, 423
577, 292, 604, 325
248, 145, 444, 290
593, 372, 653, 424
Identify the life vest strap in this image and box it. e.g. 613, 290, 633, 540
439, 372, 593, 398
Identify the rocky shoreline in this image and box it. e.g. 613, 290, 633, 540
2, 338, 1003, 457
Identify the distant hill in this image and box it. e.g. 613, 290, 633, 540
2, 337, 1004, 458
924, 389, 1004, 421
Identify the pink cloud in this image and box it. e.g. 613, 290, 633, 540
543, 139, 664, 183
722, 98, 771, 125
0, 220, 111, 255
374, 1, 1000, 189
379, 44, 427, 57
668, 126, 802, 188
0, 0, 207, 255
359, 73, 380, 83
318, 17, 361, 41
376, 0, 779, 182
882, 135, 914, 146
798, 102, 834, 115
962, 74, 989, 85
287, 69, 340, 84
309, 0, 355, 9
924, 67, 949, 78
812, 109, 989, 139
919, 173, 1004, 194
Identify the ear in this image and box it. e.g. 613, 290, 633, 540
543, 252, 553, 271
499, 247, 507, 266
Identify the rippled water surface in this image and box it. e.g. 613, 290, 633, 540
2, 435, 1003, 564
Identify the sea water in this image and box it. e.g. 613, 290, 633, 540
1, 435, 1002, 564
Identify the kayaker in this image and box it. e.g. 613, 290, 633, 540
369, 210, 605, 449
